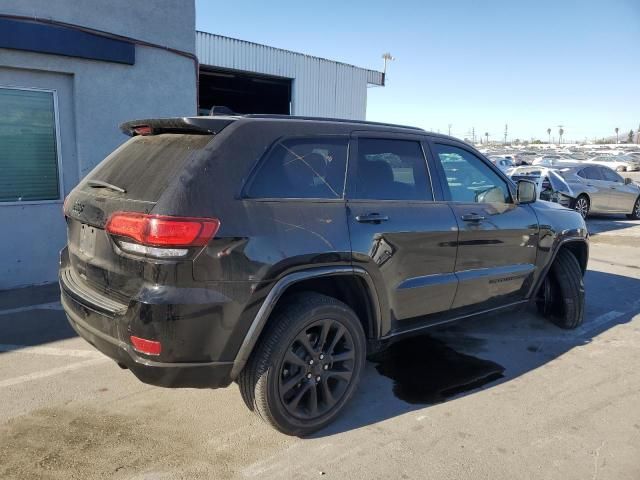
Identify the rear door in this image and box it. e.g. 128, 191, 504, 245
426, 139, 539, 312
346, 133, 459, 335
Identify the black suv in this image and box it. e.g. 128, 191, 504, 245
60, 115, 588, 435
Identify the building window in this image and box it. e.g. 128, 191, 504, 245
0, 87, 61, 202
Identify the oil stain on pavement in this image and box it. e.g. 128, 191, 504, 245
372, 335, 505, 404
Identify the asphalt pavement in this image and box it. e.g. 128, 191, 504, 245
0, 216, 639, 480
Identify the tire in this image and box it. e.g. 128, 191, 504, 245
536, 249, 585, 329
238, 292, 366, 436
616, 166, 626, 172
573, 194, 590, 219
626, 196, 640, 220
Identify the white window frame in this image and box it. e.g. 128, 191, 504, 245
0, 85, 64, 206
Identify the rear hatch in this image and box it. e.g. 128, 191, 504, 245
63, 131, 214, 305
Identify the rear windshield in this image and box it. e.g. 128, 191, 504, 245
84, 134, 212, 202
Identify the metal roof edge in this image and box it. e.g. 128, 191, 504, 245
195, 30, 384, 85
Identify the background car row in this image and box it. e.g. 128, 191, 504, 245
483, 145, 640, 219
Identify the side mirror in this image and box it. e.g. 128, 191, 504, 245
517, 180, 537, 204
625, 177, 633, 185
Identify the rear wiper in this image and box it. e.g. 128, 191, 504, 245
87, 180, 126, 193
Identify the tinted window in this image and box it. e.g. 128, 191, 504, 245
582, 166, 603, 180
0, 88, 60, 202
600, 167, 622, 183
86, 134, 213, 202
247, 137, 348, 199
433, 144, 511, 203
351, 138, 432, 200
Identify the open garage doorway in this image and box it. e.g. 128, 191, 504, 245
198, 67, 291, 115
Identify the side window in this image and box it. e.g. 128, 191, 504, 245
577, 169, 587, 179
600, 167, 622, 183
432, 144, 511, 203
351, 138, 432, 200
246, 136, 348, 199
584, 166, 603, 180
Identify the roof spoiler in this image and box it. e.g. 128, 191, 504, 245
120, 116, 236, 136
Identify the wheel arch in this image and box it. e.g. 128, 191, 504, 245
575, 191, 591, 205
558, 240, 588, 274
532, 238, 588, 300
230, 267, 381, 379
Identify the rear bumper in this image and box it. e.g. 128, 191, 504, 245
61, 289, 233, 388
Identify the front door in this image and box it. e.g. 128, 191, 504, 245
346, 134, 459, 335
580, 166, 611, 212
427, 140, 539, 313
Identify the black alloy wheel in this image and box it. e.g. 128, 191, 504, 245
239, 293, 366, 436
278, 319, 355, 420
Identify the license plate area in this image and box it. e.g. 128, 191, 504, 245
79, 224, 97, 257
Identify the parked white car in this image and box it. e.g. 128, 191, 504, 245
488, 155, 515, 171
533, 154, 563, 167
585, 155, 640, 172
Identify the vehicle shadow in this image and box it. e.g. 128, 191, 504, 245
0, 283, 76, 351
586, 216, 639, 235
313, 269, 639, 438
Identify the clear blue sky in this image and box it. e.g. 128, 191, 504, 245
196, 0, 639, 142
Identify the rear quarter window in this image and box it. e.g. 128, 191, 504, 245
245, 136, 348, 199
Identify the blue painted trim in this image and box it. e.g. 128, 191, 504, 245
0, 17, 135, 65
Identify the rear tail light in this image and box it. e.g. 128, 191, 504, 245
106, 212, 219, 258
130, 336, 162, 356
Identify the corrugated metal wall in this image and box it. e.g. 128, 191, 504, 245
196, 31, 383, 120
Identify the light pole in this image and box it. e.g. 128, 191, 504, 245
381, 52, 395, 85
547, 128, 551, 144
485, 132, 489, 145
615, 127, 619, 144
448, 124, 452, 136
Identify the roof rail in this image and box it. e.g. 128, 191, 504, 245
241, 114, 424, 131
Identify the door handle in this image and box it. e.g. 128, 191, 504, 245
461, 213, 485, 222
355, 213, 389, 224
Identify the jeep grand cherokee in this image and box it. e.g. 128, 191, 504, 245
60, 115, 588, 435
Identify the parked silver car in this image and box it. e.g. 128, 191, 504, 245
558, 165, 640, 219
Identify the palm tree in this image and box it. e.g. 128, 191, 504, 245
558, 128, 564, 145
615, 127, 619, 144
547, 128, 551, 144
